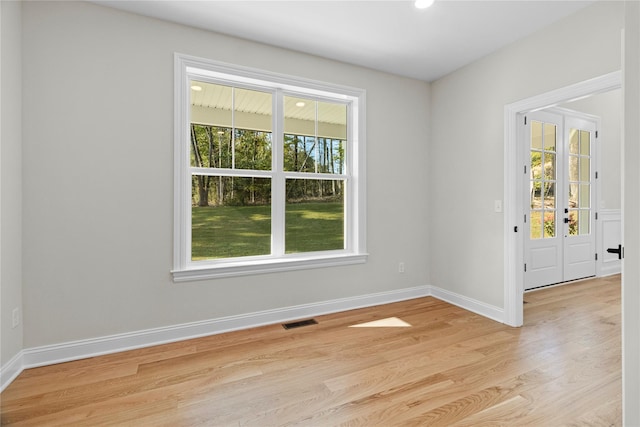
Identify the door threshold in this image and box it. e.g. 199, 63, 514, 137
525, 275, 596, 293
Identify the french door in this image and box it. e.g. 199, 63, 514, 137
524, 110, 597, 290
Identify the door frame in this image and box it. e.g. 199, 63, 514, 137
503, 70, 621, 327
522, 107, 601, 289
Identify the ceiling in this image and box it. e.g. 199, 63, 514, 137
93, 0, 595, 82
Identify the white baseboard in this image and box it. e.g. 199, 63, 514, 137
600, 263, 622, 277
1, 283, 504, 392
0, 351, 24, 393
430, 285, 504, 323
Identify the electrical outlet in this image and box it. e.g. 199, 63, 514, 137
12, 308, 20, 328
399, 262, 405, 273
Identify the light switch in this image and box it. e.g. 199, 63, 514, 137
494, 200, 503, 213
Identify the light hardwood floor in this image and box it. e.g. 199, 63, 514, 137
1, 275, 621, 426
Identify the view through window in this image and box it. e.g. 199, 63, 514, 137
173, 55, 366, 280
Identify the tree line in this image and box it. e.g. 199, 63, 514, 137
191, 124, 345, 207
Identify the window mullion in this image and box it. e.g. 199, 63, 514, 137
272, 89, 285, 256
231, 88, 236, 169
314, 101, 319, 174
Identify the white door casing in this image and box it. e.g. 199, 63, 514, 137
503, 70, 621, 327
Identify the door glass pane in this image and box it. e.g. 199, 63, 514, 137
543, 123, 556, 151
569, 129, 579, 154
580, 184, 590, 208
569, 210, 578, 236
531, 121, 542, 149
530, 211, 543, 240
531, 152, 542, 179
191, 176, 271, 260
544, 153, 555, 180
580, 130, 590, 155
569, 156, 578, 181
531, 183, 541, 208
579, 210, 590, 235
543, 212, 555, 238
568, 183, 578, 208
580, 158, 590, 181
544, 182, 555, 208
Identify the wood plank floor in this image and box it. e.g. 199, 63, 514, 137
1, 275, 621, 426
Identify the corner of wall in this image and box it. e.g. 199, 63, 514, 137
0, 0, 25, 389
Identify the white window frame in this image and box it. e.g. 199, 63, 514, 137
172, 53, 367, 281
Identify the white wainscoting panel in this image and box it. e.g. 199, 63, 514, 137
598, 209, 622, 277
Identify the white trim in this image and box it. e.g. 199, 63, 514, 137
0, 284, 506, 391
0, 351, 24, 392
15, 286, 432, 375
430, 286, 504, 323
504, 71, 622, 327
172, 253, 368, 281
173, 53, 367, 281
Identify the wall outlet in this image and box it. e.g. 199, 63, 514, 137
398, 262, 405, 273
12, 308, 20, 328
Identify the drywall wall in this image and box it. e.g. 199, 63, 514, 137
560, 89, 622, 210
0, 0, 24, 371
429, 1, 624, 307
21, 1, 431, 347
623, 1, 640, 423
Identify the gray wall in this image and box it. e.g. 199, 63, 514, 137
429, 1, 624, 308
21, 1, 431, 347
623, 1, 640, 423
1, 0, 24, 369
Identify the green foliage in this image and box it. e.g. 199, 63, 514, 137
191, 124, 272, 206
191, 124, 346, 208
543, 212, 555, 237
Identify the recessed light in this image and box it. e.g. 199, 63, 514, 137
191, 85, 202, 91
295, 101, 305, 107
415, 0, 434, 9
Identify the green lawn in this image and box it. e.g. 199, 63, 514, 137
192, 202, 344, 260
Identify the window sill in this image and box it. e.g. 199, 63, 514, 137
172, 253, 368, 282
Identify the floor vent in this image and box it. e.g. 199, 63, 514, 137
282, 319, 318, 330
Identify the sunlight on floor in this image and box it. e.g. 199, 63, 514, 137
349, 317, 412, 328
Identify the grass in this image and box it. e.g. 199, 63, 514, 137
191, 202, 344, 260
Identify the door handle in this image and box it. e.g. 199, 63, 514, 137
606, 244, 623, 260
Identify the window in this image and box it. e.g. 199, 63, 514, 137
173, 54, 366, 281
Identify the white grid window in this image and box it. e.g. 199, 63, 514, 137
173, 54, 367, 281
